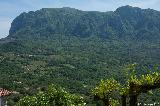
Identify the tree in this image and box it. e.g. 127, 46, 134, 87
92, 79, 120, 106
92, 64, 160, 106
125, 64, 160, 106
16, 84, 86, 106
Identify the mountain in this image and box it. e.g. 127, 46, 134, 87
8, 5, 160, 40
0, 6, 160, 105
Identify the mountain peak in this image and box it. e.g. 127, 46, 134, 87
62, 7, 76, 10
40, 7, 79, 12
115, 5, 141, 12
114, 5, 144, 20
115, 5, 158, 13
41, 7, 76, 10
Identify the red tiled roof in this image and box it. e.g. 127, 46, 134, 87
0, 88, 11, 97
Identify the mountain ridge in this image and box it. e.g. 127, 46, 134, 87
7, 5, 160, 40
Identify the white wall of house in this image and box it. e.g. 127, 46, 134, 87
0, 97, 4, 106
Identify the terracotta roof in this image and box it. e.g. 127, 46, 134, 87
0, 88, 11, 97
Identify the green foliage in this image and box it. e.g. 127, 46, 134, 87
93, 65, 160, 105
92, 79, 120, 99
92, 79, 120, 106
16, 85, 86, 106
126, 64, 160, 85
109, 99, 119, 106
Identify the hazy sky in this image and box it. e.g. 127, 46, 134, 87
0, 0, 160, 38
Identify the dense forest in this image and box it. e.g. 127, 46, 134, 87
0, 5, 160, 105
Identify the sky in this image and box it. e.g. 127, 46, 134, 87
0, 0, 160, 38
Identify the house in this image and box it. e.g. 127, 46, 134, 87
0, 88, 11, 106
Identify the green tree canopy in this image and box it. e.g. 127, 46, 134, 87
16, 84, 86, 106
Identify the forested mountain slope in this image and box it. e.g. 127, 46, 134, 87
0, 5, 160, 105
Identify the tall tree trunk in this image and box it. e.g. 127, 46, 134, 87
129, 82, 138, 106
103, 98, 109, 106
121, 95, 126, 106
129, 94, 138, 106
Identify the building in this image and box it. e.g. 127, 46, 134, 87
0, 88, 11, 106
